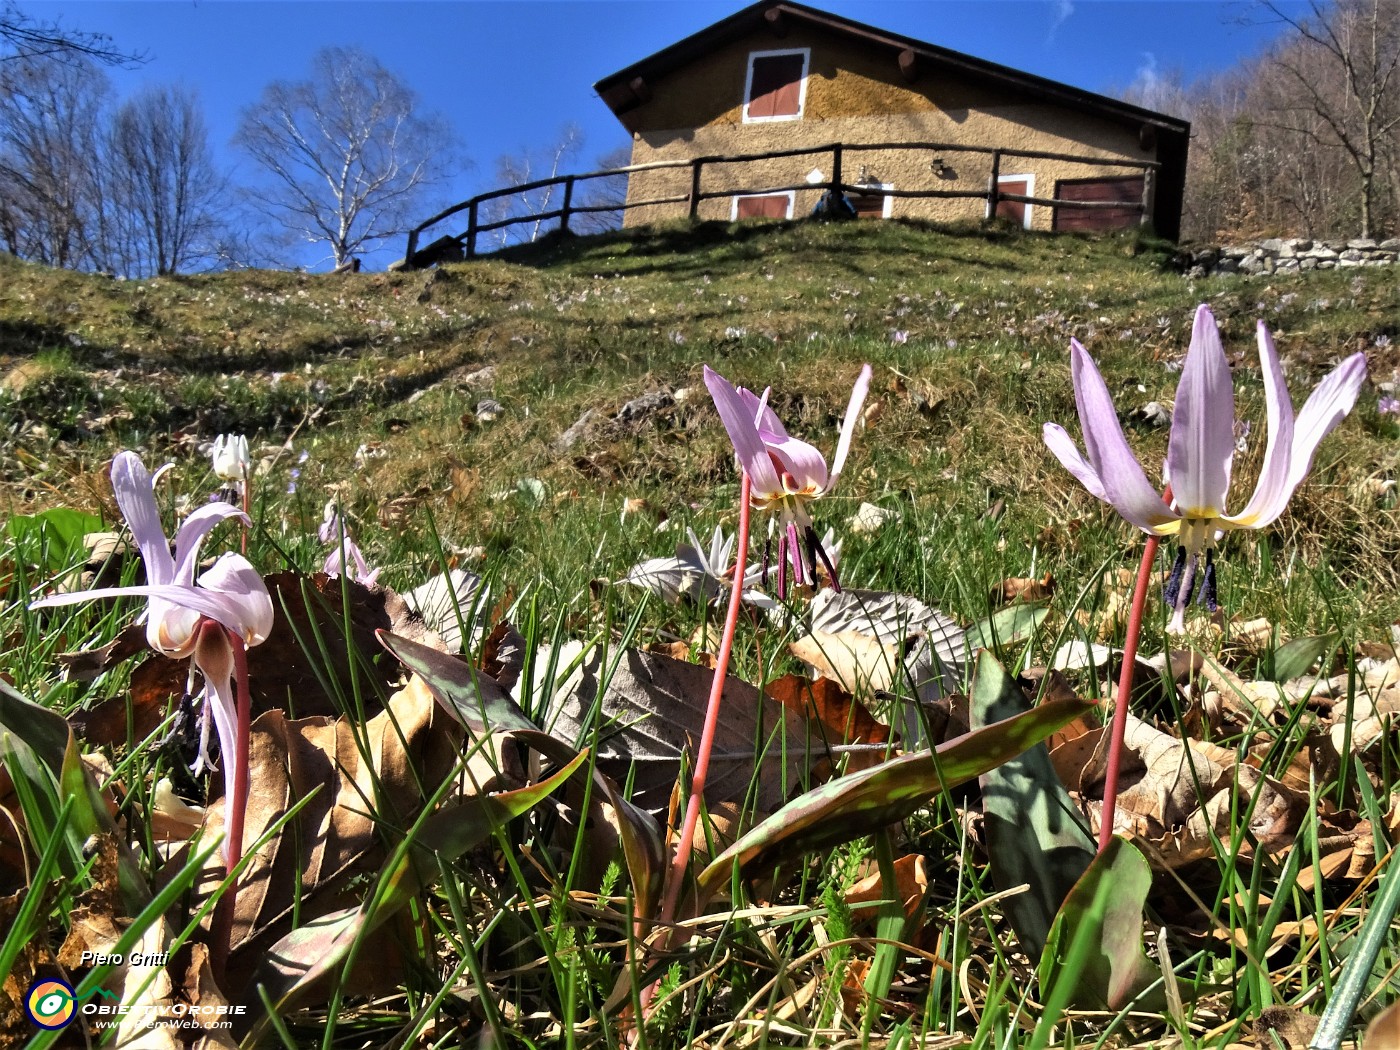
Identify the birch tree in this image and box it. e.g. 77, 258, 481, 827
234, 46, 458, 268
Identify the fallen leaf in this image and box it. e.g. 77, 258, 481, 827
792, 589, 966, 746
519, 641, 814, 816
844, 854, 928, 925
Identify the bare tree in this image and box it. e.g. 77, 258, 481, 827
483, 122, 585, 248
102, 84, 226, 275
0, 1, 143, 66
0, 54, 108, 267
1259, 0, 1400, 237
571, 143, 632, 235
234, 46, 459, 268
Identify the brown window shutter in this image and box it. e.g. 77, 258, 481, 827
736, 194, 790, 219
749, 53, 805, 118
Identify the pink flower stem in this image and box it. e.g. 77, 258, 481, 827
240, 482, 250, 556
1098, 483, 1172, 854
655, 472, 752, 932
210, 623, 253, 978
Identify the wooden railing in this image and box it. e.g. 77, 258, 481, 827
395, 140, 1160, 269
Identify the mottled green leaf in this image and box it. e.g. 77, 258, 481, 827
697, 653, 1094, 899
5, 507, 103, 556
0, 680, 149, 911
379, 630, 665, 917
966, 602, 1049, 653
377, 628, 536, 735
1037, 835, 1164, 1015
250, 750, 587, 1026
974, 650, 1095, 960
1267, 633, 1338, 684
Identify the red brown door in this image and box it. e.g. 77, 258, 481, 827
995, 178, 1028, 226
1053, 176, 1145, 232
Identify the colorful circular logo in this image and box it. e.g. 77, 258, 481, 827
25, 978, 76, 1029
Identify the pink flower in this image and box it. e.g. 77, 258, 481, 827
31, 451, 273, 858
703, 363, 871, 597
1044, 305, 1366, 629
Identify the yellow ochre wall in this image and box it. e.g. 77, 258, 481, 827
620, 25, 1156, 229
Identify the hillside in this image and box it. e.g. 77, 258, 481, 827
2, 218, 1398, 638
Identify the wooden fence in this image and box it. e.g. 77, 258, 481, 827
394, 140, 1159, 269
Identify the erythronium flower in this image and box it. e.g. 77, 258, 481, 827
1044, 304, 1366, 630
703, 363, 871, 598
210, 434, 251, 485
319, 502, 380, 587
31, 451, 273, 862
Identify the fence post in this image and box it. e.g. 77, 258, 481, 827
986, 149, 1002, 223
688, 159, 703, 219
405, 229, 419, 268
467, 201, 479, 258
561, 175, 576, 234
831, 143, 843, 197
1139, 167, 1156, 228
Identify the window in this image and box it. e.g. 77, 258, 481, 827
849, 182, 893, 219
988, 173, 1035, 229
743, 49, 809, 122
732, 192, 794, 220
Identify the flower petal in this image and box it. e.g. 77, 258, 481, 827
704, 366, 782, 496
1223, 321, 1295, 528
172, 502, 247, 585
1043, 423, 1107, 500
198, 554, 274, 645
826, 364, 872, 491
1069, 340, 1178, 533
1166, 305, 1235, 517
766, 433, 829, 492
1286, 352, 1367, 493
110, 452, 174, 585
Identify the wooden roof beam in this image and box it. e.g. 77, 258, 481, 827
898, 47, 919, 83
629, 76, 652, 104
764, 6, 788, 36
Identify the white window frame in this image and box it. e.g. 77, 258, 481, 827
742, 48, 810, 123
731, 190, 795, 220
987, 173, 1035, 229
850, 181, 894, 219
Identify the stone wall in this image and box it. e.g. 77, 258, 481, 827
1179, 237, 1400, 278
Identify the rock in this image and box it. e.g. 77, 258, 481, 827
615, 390, 674, 422
849, 502, 896, 534
1260, 237, 1285, 253
1379, 238, 1400, 251
475, 398, 504, 421
1347, 238, 1378, 250
554, 408, 597, 451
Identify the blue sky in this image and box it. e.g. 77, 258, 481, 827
23, 1, 1300, 267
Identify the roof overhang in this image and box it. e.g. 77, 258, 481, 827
593, 0, 1190, 139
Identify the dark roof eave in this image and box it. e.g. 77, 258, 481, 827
593, 0, 1188, 134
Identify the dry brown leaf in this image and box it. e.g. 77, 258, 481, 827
521, 642, 814, 816
1078, 714, 1302, 867
197, 674, 464, 992
179, 944, 239, 1049
1253, 1005, 1318, 1049
843, 854, 929, 925
765, 674, 890, 747
989, 573, 1055, 605
1365, 998, 1400, 1049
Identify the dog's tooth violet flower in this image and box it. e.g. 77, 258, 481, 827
1043, 304, 1366, 630
703, 363, 870, 598
30, 451, 273, 860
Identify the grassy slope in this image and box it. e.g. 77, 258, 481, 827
2, 218, 1398, 645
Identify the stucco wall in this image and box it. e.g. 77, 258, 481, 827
620, 25, 1157, 230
